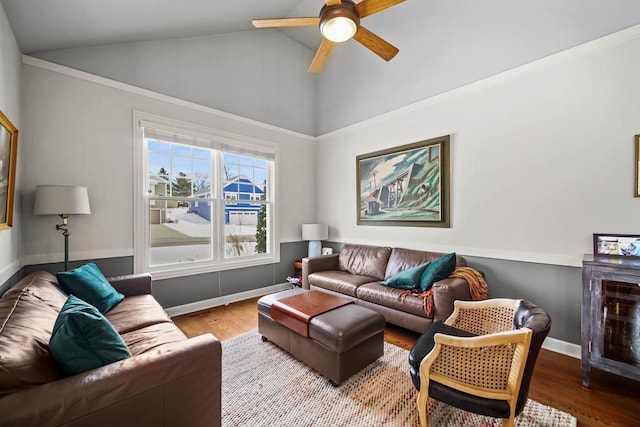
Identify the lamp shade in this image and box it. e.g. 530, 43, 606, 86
34, 185, 91, 215
302, 224, 328, 241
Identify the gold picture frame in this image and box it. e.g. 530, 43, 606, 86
0, 109, 18, 230
356, 135, 450, 228
635, 135, 640, 197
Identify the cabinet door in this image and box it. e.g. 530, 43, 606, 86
590, 270, 640, 373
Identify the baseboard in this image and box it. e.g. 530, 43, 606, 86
542, 336, 581, 359
165, 282, 290, 317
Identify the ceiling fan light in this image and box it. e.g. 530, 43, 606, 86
321, 16, 357, 42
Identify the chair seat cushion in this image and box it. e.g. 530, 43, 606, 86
408, 321, 476, 390
429, 380, 512, 419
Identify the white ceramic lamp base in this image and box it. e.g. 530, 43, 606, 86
308, 240, 322, 258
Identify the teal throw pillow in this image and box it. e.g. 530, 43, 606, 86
49, 295, 130, 377
419, 253, 457, 291
381, 262, 431, 290
56, 262, 124, 313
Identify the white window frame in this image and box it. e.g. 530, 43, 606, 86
133, 111, 280, 280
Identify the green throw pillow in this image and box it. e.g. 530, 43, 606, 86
419, 252, 457, 291
49, 295, 130, 377
56, 262, 124, 313
381, 262, 431, 290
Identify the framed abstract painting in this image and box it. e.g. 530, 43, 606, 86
356, 135, 450, 228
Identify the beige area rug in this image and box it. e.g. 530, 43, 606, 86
222, 330, 576, 427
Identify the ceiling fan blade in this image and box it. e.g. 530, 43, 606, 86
353, 26, 399, 61
252, 17, 319, 28
309, 39, 335, 73
355, 0, 406, 19
326, 0, 342, 6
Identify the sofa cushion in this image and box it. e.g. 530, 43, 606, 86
120, 322, 188, 356
0, 272, 66, 394
356, 282, 429, 318
385, 247, 466, 280
105, 294, 173, 334
381, 262, 430, 289
56, 262, 124, 313
419, 253, 457, 291
338, 244, 392, 280
49, 295, 130, 377
308, 270, 378, 297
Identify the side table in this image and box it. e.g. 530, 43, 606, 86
294, 259, 303, 279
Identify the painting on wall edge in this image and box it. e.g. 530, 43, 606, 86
0, 109, 18, 230
356, 135, 450, 228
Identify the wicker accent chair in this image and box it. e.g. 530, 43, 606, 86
409, 299, 551, 427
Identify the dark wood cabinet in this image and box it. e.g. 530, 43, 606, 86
582, 255, 640, 388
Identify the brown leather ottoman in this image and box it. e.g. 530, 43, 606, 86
258, 288, 385, 385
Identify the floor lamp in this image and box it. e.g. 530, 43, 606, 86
34, 185, 91, 271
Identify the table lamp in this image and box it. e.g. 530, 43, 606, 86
302, 223, 328, 258
34, 185, 91, 271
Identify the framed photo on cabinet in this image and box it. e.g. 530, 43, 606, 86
593, 233, 640, 257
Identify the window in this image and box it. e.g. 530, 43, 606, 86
134, 112, 278, 278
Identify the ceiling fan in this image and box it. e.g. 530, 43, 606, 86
252, 0, 406, 73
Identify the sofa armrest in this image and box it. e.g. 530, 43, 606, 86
302, 254, 340, 289
0, 334, 222, 427
108, 273, 152, 296
431, 277, 473, 322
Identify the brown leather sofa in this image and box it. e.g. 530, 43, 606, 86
302, 244, 473, 333
0, 271, 221, 427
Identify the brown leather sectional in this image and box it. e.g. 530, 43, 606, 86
0, 271, 221, 427
302, 244, 473, 333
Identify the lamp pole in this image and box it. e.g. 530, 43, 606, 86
56, 214, 70, 271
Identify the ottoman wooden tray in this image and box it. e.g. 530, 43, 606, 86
258, 288, 385, 385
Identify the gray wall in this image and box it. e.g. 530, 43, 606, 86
2, 241, 308, 309
465, 257, 581, 344
1, 242, 580, 345
320, 242, 581, 345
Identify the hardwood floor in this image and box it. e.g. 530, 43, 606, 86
172, 297, 640, 427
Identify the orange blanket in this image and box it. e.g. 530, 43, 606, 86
450, 266, 489, 301
401, 266, 488, 318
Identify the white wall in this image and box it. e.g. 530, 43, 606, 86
19, 58, 316, 265
316, 27, 640, 268
0, 3, 22, 284
34, 30, 317, 136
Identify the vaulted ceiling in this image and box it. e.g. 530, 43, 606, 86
4, 1, 640, 135
2, 0, 323, 54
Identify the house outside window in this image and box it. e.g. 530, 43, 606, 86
134, 112, 278, 279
